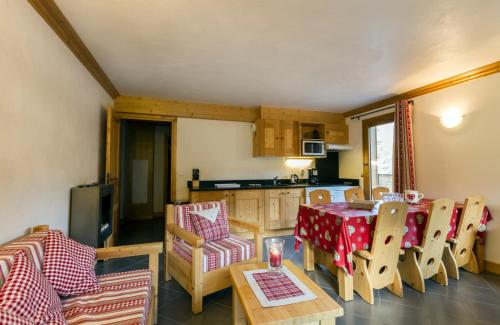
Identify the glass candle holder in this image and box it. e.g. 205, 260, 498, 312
265, 238, 285, 273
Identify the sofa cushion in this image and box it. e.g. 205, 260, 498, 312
191, 201, 230, 242
0, 251, 66, 324
61, 269, 152, 325
0, 231, 48, 288
173, 234, 255, 272
43, 231, 100, 297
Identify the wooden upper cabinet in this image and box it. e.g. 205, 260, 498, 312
325, 123, 348, 144
253, 119, 298, 157
280, 120, 299, 157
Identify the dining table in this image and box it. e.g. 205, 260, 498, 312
294, 198, 492, 301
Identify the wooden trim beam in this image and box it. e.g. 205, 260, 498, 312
344, 61, 500, 118
114, 96, 346, 124
260, 106, 344, 124
27, 0, 119, 99
114, 96, 260, 122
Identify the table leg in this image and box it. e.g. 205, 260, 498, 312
232, 289, 246, 325
474, 239, 485, 272
338, 268, 353, 301
320, 318, 335, 325
304, 240, 315, 272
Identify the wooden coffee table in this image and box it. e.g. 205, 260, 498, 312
229, 260, 343, 325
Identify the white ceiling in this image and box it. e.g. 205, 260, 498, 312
56, 0, 500, 112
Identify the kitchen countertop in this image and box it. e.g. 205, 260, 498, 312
188, 178, 359, 192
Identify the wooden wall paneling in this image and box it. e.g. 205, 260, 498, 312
260, 106, 345, 124
27, 0, 119, 98
344, 61, 500, 117
114, 96, 259, 122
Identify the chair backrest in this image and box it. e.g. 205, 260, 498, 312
418, 199, 455, 279
167, 201, 228, 233
367, 202, 408, 289
453, 196, 486, 267
344, 187, 365, 201
372, 187, 390, 200
309, 189, 332, 204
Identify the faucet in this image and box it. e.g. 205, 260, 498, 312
273, 176, 279, 186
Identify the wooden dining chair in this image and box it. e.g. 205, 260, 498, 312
353, 202, 408, 304
398, 199, 455, 293
442, 196, 486, 279
344, 187, 365, 201
372, 187, 390, 200
309, 189, 332, 204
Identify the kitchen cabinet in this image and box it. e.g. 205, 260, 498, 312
253, 119, 298, 157
264, 188, 304, 230
190, 187, 305, 232
280, 120, 298, 157
190, 189, 264, 233
325, 123, 348, 144
231, 190, 264, 233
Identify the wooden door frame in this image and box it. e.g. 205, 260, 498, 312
362, 113, 395, 200
113, 111, 177, 203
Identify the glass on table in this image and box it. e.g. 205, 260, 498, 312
265, 238, 285, 273
382, 192, 404, 202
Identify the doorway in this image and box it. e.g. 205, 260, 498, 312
118, 120, 172, 245
362, 113, 395, 199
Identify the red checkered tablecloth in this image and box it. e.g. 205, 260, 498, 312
294, 199, 491, 275
252, 272, 304, 301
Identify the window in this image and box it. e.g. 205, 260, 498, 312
362, 113, 395, 199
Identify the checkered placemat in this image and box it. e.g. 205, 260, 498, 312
243, 266, 317, 307
252, 272, 304, 301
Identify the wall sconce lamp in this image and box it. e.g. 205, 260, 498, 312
440, 110, 463, 128
285, 158, 313, 168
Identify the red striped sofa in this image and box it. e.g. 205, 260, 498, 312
164, 202, 264, 313
0, 225, 163, 325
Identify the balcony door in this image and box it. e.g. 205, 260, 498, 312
362, 113, 395, 199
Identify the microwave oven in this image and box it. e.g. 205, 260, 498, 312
302, 139, 326, 156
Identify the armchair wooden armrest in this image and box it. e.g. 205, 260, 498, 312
96, 242, 163, 324
228, 218, 264, 234
167, 223, 205, 248
354, 250, 373, 260
409, 245, 424, 253
95, 242, 163, 260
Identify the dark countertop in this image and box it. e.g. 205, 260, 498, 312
188, 178, 359, 192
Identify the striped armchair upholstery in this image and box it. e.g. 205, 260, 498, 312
0, 230, 159, 325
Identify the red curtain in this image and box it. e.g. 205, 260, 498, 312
393, 100, 416, 193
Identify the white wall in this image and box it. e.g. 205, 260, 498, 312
0, 1, 111, 242
340, 73, 500, 263
176, 118, 311, 200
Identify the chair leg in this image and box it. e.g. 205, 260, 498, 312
353, 257, 374, 304
303, 240, 315, 272
191, 247, 203, 314
387, 269, 404, 298
442, 244, 459, 280
398, 250, 425, 293
254, 233, 263, 262
463, 251, 480, 274
164, 233, 172, 281
432, 260, 448, 286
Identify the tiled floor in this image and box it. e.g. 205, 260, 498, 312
97, 233, 500, 325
